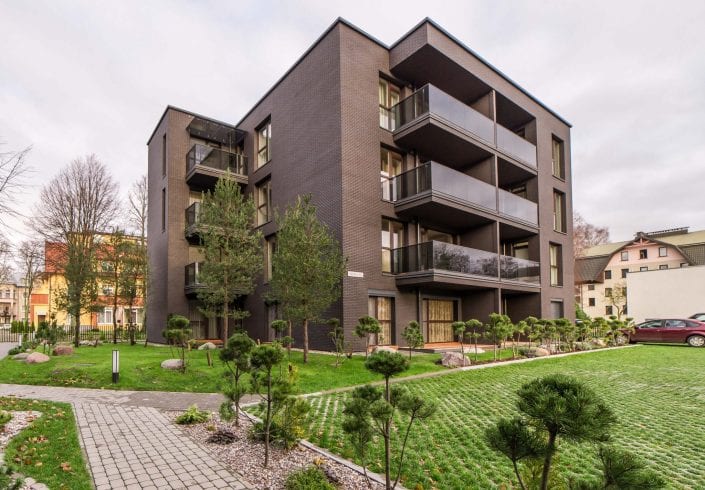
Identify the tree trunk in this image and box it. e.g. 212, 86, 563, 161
541, 433, 557, 490
264, 375, 272, 467
73, 308, 80, 348
287, 320, 292, 356
223, 300, 229, 344
303, 318, 309, 363
384, 426, 391, 490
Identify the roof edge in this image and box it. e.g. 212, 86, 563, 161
391, 17, 572, 128
146, 105, 238, 145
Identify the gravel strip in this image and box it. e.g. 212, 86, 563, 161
0, 411, 42, 457
171, 411, 385, 490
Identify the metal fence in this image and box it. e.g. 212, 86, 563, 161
0, 328, 147, 344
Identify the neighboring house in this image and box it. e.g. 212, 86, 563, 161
0, 283, 28, 325
31, 236, 146, 331
575, 227, 705, 319
146, 18, 575, 348
627, 265, 705, 323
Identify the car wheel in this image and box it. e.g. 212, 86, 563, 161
687, 335, 705, 347
615, 334, 629, 345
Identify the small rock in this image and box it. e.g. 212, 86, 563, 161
161, 359, 184, 370
525, 347, 550, 358
371, 345, 396, 354
441, 351, 471, 368
467, 346, 485, 354
12, 353, 29, 360
206, 429, 237, 444
198, 342, 217, 351
52, 346, 74, 356
25, 352, 51, 364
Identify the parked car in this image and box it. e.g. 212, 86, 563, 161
689, 313, 705, 321
620, 319, 705, 347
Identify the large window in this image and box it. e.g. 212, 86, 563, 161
256, 119, 272, 168
551, 136, 565, 179
549, 243, 562, 286
553, 191, 566, 232
380, 147, 403, 201
256, 180, 272, 226
421, 227, 454, 244
550, 300, 564, 319
264, 237, 276, 281
369, 296, 394, 345
379, 79, 400, 130
381, 218, 403, 273
97, 307, 113, 325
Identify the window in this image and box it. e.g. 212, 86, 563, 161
550, 300, 564, 319
605, 288, 612, 297
380, 148, 403, 201
640, 266, 648, 272
4, 289, 10, 299
369, 296, 394, 345
549, 244, 562, 286
621, 251, 629, 261
553, 191, 566, 232
381, 218, 403, 273
658, 246, 667, 257
659, 264, 668, 270
509, 183, 527, 199
505, 241, 529, 260
604, 270, 612, 280
639, 249, 647, 259
587, 284, 595, 291
379, 79, 400, 130
256, 180, 272, 226
161, 188, 166, 232
621, 268, 629, 278
551, 136, 565, 179
101, 261, 114, 273
605, 305, 613, 316
162, 133, 167, 176
264, 237, 276, 282
256, 119, 272, 168
421, 227, 454, 244
102, 286, 114, 296
588, 298, 595, 307
97, 307, 113, 325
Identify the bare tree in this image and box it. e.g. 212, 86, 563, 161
33, 155, 119, 347
127, 175, 148, 239
16, 239, 44, 325
573, 212, 610, 257
0, 239, 13, 283
126, 175, 148, 344
0, 144, 32, 226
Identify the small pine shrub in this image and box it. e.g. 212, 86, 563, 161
175, 405, 210, 425
7, 347, 21, 356
284, 466, 335, 490
0, 411, 11, 429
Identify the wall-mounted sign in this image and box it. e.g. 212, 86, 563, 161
347, 271, 364, 278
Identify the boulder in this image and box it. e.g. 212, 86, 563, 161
441, 351, 471, 368
161, 359, 184, 370
12, 353, 29, 360
197, 342, 217, 351
372, 345, 397, 354
26, 352, 51, 364
53, 346, 74, 356
574, 341, 593, 351
525, 347, 550, 358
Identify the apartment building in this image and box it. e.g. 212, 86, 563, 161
575, 227, 705, 318
146, 18, 574, 348
0, 283, 28, 326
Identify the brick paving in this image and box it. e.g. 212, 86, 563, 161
0, 384, 253, 489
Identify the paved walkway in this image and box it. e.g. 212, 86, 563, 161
0, 384, 252, 489
0, 342, 16, 360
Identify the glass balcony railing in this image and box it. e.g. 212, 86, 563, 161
185, 262, 203, 289
500, 255, 540, 284
391, 162, 497, 211
186, 144, 247, 176
392, 241, 499, 278
393, 85, 495, 144
496, 125, 537, 167
498, 189, 538, 225
185, 202, 200, 230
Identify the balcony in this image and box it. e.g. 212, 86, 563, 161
391, 84, 537, 168
184, 202, 201, 242
390, 162, 538, 229
184, 262, 204, 295
185, 144, 248, 190
391, 241, 540, 289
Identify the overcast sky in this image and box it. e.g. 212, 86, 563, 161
1, 0, 704, 245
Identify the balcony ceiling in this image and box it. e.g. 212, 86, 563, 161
187, 117, 245, 146
497, 158, 536, 187
391, 45, 492, 105
395, 197, 495, 231
499, 221, 538, 241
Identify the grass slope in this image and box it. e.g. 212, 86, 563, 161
0, 344, 446, 393
303, 345, 705, 489
0, 398, 91, 490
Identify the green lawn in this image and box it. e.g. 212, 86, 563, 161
0, 344, 446, 393
302, 345, 705, 489
0, 398, 91, 490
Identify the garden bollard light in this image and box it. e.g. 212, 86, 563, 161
112, 350, 119, 383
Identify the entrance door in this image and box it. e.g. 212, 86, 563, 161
422, 299, 455, 343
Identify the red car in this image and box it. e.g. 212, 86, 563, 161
621, 319, 705, 347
